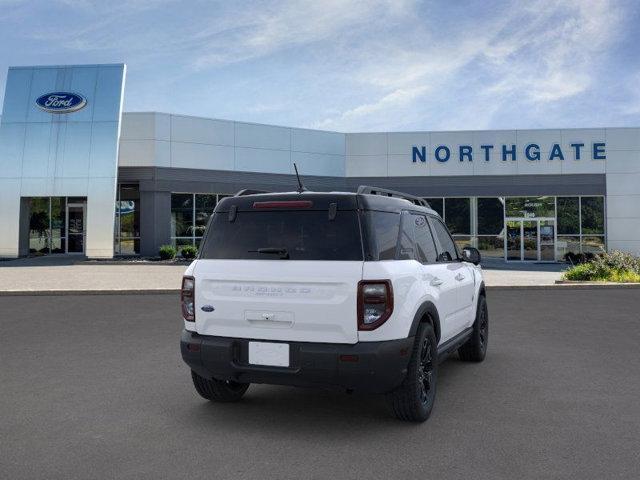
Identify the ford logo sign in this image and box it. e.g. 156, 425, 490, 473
35, 92, 87, 114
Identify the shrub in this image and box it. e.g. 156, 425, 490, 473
159, 245, 177, 260
563, 250, 640, 282
180, 245, 198, 259
563, 252, 595, 265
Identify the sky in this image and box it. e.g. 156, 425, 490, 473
0, 0, 639, 132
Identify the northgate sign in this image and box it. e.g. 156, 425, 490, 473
411, 142, 606, 163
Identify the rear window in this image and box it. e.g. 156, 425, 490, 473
200, 210, 363, 260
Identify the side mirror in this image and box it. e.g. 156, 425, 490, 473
462, 246, 481, 265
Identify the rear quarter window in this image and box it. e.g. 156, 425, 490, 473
200, 210, 363, 261
364, 211, 402, 261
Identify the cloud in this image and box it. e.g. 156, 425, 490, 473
0, 0, 633, 131
313, 0, 626, 131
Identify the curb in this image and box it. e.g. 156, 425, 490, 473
2, 283, 640, 296
488, 283, 640, 290
0, 289, 180, 296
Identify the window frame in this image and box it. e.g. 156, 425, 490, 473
409, 212, 439, 265
170, 192, 228, 248
427, 215, 461, 263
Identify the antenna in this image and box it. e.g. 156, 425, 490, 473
293, 163, 307, 193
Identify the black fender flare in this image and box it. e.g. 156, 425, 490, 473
478, 280, 486, 298
408, 301, 441, 343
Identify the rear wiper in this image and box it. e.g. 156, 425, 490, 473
249, 247, 290, 259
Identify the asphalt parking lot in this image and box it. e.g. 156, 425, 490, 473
1, 289, 639, 480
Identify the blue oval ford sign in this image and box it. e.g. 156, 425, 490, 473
35, 92, 87, 114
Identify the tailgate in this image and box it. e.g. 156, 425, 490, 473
194, 260, 363, 344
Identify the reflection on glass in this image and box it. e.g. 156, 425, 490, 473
506, 196, 555, 218
114, 184, 140, 255
195, 194, 217, 238
424, 198, 443, 217
557, 236, 580, 260
171, 193, 194, 238
67, 205, 85, 253
581, 197, 605, 234
582, 236, 605, 254
506, 220, 521, 260
477, 198, 504, 235
29, 197, 50, 254
174, 237, 194, 248
523, 221, 538, 260
453, 236, 472, 254
445, 198, 471, 234
477, 235, 504, 258
119, 239, 139, 255
51, 197, 66, 239
557, 197, 579, 234
51, 235, 65, 254
539, 220, 555, 261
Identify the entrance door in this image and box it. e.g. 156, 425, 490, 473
506, 220, 522, 261
522, 221, 538, 261
66, 203, 86, 254
504, 219, 555, 261
540, 220, 555, 261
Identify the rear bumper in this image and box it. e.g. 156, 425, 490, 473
181, 329, 414, 394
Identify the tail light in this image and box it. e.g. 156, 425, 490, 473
357, 280, 393, 330
181, 276, 195, 322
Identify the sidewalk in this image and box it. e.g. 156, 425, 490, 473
0, 257, 186, 294
480, 257, 564, 286
0, 256, 567, 294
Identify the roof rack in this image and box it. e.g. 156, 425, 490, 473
234, 189, 270, 197
357, 185, 431, 208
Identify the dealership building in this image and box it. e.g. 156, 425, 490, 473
1, 63, 639, 262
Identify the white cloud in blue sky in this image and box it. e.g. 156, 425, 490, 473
0, 0, 638, 131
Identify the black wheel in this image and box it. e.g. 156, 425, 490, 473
191, 370, 249, 402
387, 322, 438, 422
458, 294, 488, 362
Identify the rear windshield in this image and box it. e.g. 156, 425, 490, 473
200, 210, 363, 260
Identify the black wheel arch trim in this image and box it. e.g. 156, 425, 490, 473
408, 301, 441, 343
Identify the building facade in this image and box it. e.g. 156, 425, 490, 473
1, 64, 639, 261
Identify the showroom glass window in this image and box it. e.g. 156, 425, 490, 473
557, 197, 580, 259
27, 196, 85, 255
422, 197, 472, 252
114, 184, 140, 255
477, 197, 505, 259
505, 196, 555, 218
424, 198, 443, 217
171, 193, 229, 248
580, 197, 605, 254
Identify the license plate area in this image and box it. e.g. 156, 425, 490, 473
248, 341, 290, 367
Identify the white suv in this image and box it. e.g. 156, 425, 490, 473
180, 186, 488, 422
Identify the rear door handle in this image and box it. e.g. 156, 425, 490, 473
455, 273, 465, 281
430, 277, 444, 287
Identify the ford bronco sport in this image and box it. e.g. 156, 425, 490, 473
180, 186, 488, 422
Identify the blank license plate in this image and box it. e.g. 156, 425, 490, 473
248, 342, 290, 367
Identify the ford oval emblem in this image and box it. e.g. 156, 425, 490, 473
35, 92, 87, 114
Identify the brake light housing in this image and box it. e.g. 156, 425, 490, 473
181, 276, 195, 322
357, 280, 393, 330
252, 200, 313, 209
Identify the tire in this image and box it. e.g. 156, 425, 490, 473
387, 322, 438, 422
191, 370, 249, 402
458, 294, 488, 362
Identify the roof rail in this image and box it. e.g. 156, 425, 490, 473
357, 185, 430, 208
234, 189, 270, 197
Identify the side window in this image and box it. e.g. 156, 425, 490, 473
397, 212, 415, 260
429, 217, 459, 262
412, 214, 438, 264
365, 211, 401, 260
